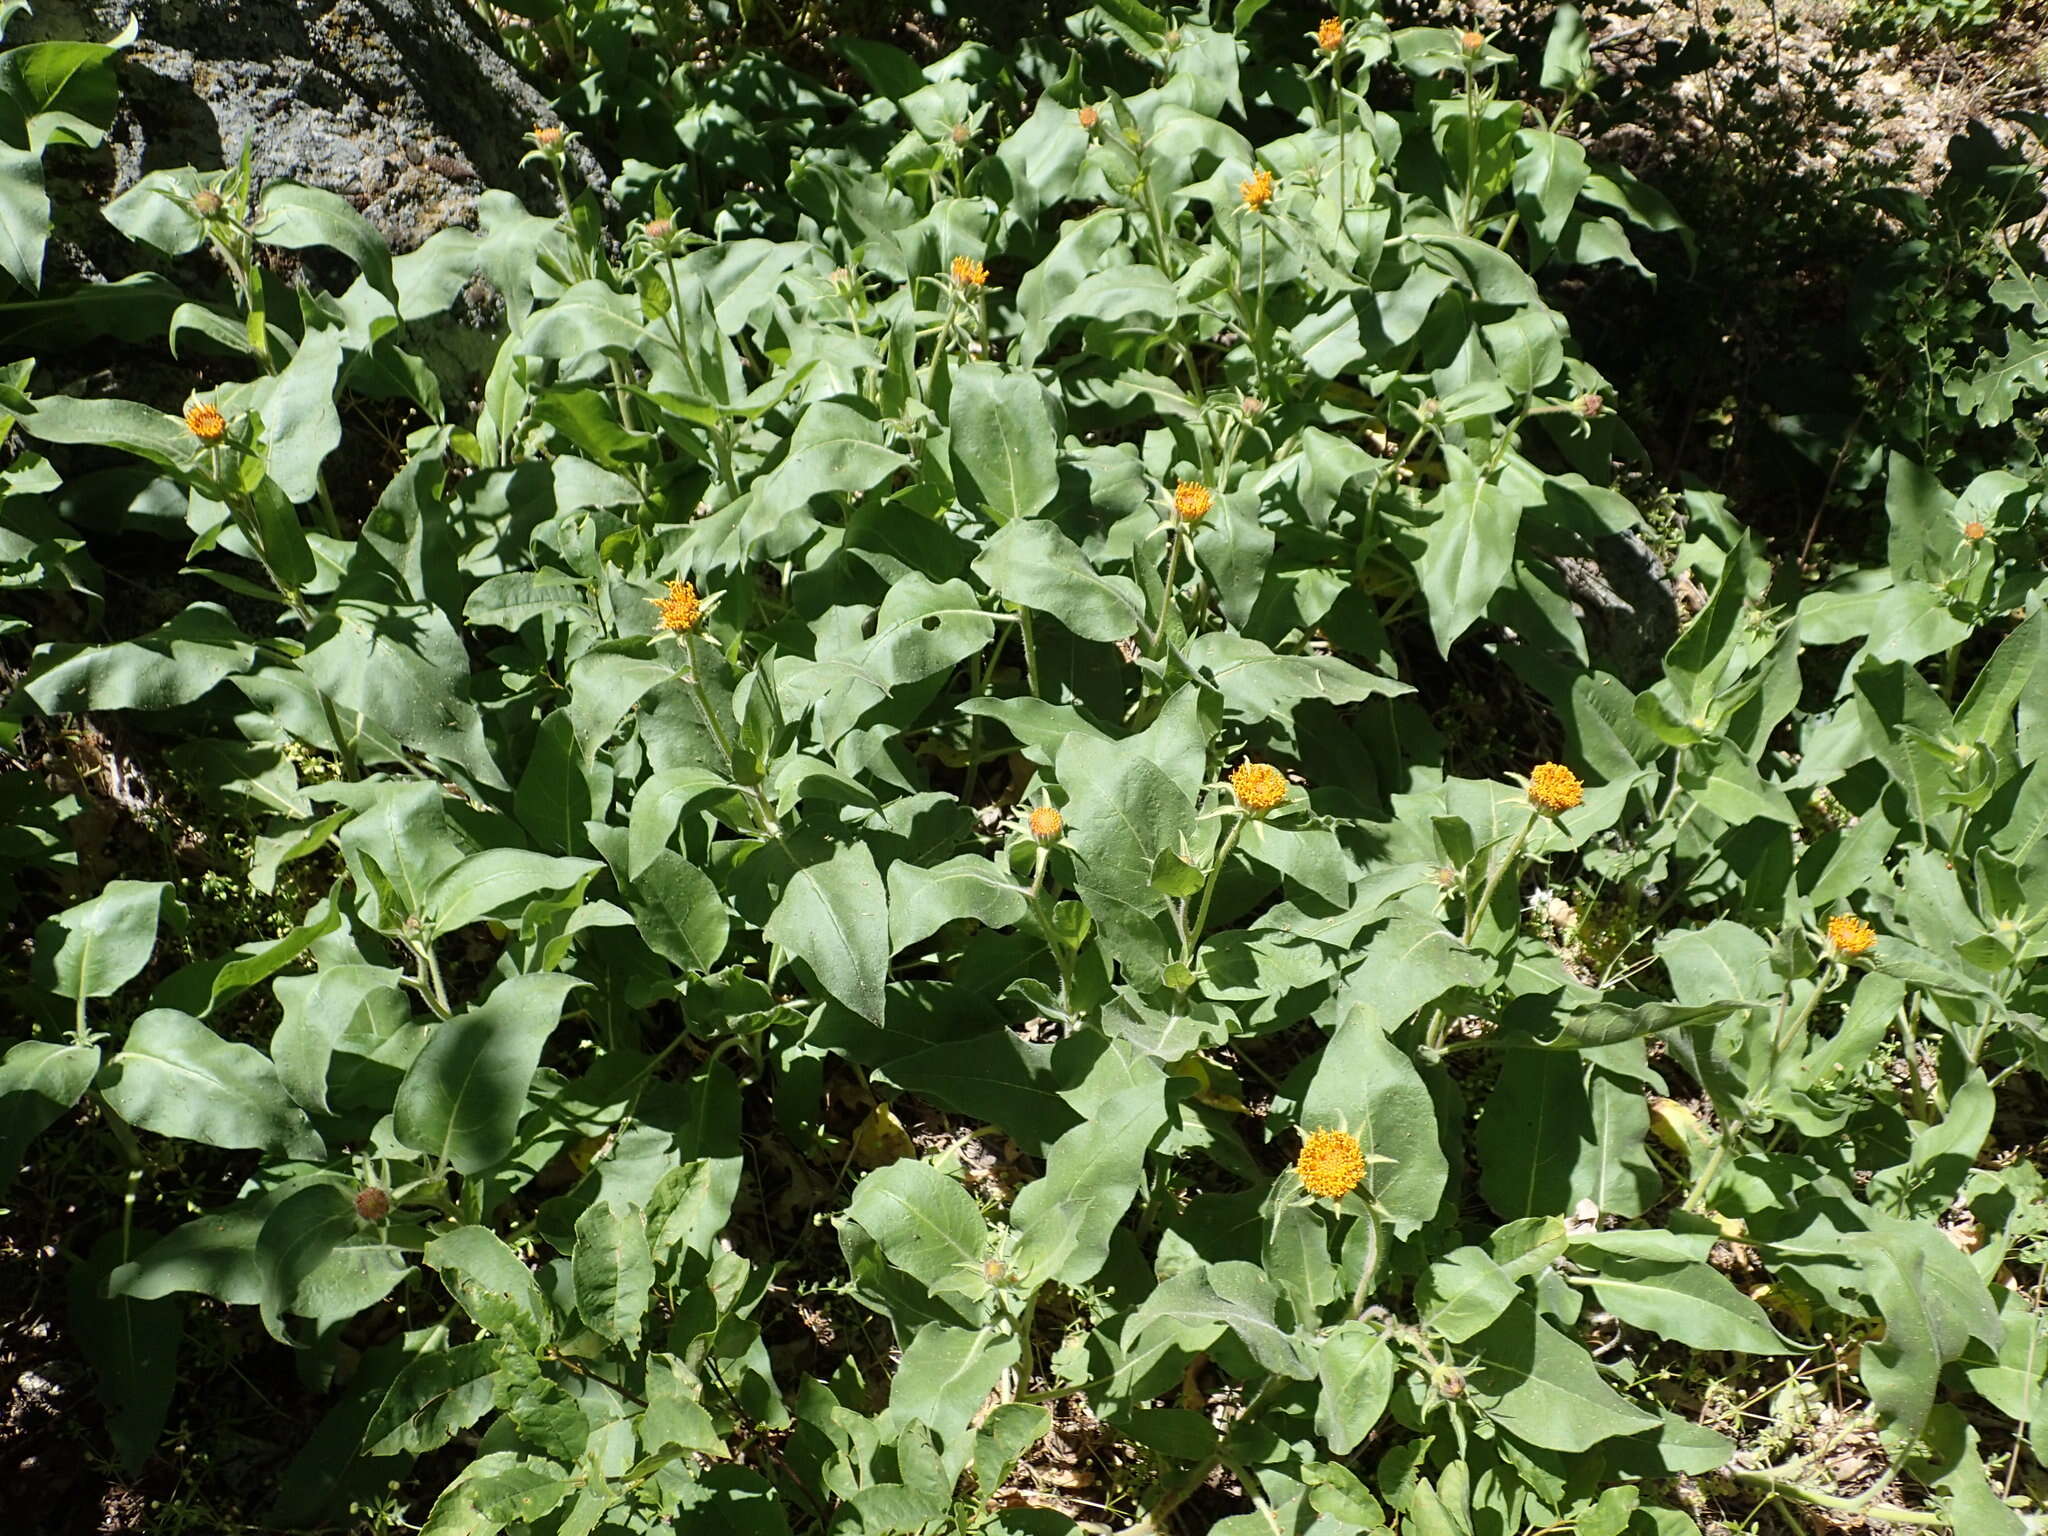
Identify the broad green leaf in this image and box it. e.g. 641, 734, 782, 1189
422, 849, 601, 937
949, 362, 1059, 523
0, 1039, 99, 1193
1300, 1004, 1447, 1237
572, 1201, 654, 1353
1465, 1299, 1659, 1451
425, 1226, 553, 1350
1579, 1256, 1792, 1353
392, 973, 582, 1173
972, 519, 1143, 641
364, 1339, 501, 1455
253, 180, 396, 303
887, 853, 1027, 951
101, 1009, 322, 1157
1316, 1320, 1394, 1454
1012, 1077, 1171, 1288
31, 879, 177, 1000
845, 1159, 987, 1291
765, 839, 889, 1023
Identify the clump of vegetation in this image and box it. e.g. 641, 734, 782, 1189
2, 2, 2046, 1534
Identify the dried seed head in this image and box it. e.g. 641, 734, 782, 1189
1296, 1127, 1365, 1198
1825, 913, 1876, 957
1230, 760, 1289, 814
951, 255, 989, 287
183, 402, 227, 443
355, 1187, 392, 1222
1527, 762, 1584, 814
650, 579, 702, 634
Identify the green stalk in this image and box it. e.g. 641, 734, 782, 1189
1180, 813, 1247, 971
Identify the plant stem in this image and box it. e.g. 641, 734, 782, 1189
1347, 1204, 1382, 1317
1180, 813, 1246, 971
1149, 526, 1183, 653
1463, 806, 1539, 947
1723, 1467, 1944, 1527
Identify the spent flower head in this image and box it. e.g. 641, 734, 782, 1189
192, 188, 225, 220
650, 579, 703, 635
1296, 1127, 1365, 1199
184, 402, 227, 444
354, 1187, 392, 1222
1826, 913, 1877, 957
1241, 167, 1275, 210
1231, 760, 1289, 815
951, 255, 990, 288
1527, 762, 1584, 815
1173, 480, 1213, 523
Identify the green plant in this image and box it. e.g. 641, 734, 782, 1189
2, 3, 2047, 1534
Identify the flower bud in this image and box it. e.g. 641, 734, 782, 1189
950, 122, 972, 146
1078, 105, 1099, 131
1576, 391, 1604, 419
192, 189, 225, 219
643, 217, 672, 242
355, 1187, 392, 1222
1460, 29, 1485, 52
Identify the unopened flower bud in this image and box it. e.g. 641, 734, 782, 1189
643, 217, 672, 241
1078, 105, 1099, 130
950, 122, 971, 146
192, 189, 224, 219
1576, 392, 1604, 419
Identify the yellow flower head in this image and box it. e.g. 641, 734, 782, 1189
184, 402, 227, 443
1297, 1127, 1365, 1199
1241, 167, 1275, 210
650, 579, 702, 634
1078, 105, 1099, 130
1230, 760, 1289, 814
532, 124, 564, 148
1317, 16, 1344, 51
1826, 913, 1877, 957
1029, 805, 1063, 841
1527, 762, 1583, 815
951, 255, 989, 288
1963, 520, 1987, 542
1173, 480, 1212, 523
1460, 29, 1485, 52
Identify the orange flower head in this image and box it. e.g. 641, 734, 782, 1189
643, 217, 673, 241
1241, 167, 1275, 210
1029, 805, 1063, 841
650, 579, 702, 634
1527, 762, 1583, 814
1317, 16, 1344, 51
1173, 480, 1212, 523
1460, 29, 1485, 51
533, 124, 564, 148
1297, 1127, 1365, 1199
951, 255, 989, 287
1230, 760, 1289, 814
1963, 520, 1987, 542
1078, 105, 1099, 130
184, 402, 227, 443
1826, 913, 1877, 957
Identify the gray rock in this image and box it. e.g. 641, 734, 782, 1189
26, 0, 607, 253
1555, 529, 1681, 687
